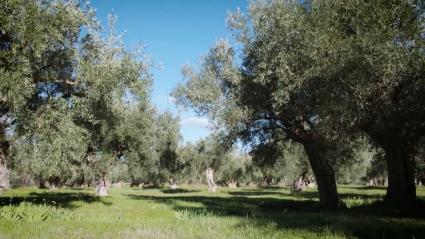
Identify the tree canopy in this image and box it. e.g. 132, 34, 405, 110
173, 0, 425, 207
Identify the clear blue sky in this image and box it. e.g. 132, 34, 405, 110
90, 0, 248, 143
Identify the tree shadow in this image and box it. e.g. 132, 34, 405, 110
126, 193, 425, 239
346, 186, 386, 191
351, 198, 425, 218
228, 189, 384, 201
288, 190, 385, 201
161, 188, 201, 194
227, 189, 288, 197
128, 194, 319, 216
257, 186, 287, 189
0, 191, 112, 209
229, 187, 423, 210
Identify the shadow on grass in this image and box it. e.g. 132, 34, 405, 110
349, 186, 387, 190
227, 189, 289, 197
228, 188, 384, 201
161, 188, 201, 194
291, 190, 384, 200
126, 192, 425, 239
128, 194, 320, 216
257, 185, 287, 189
0, 191, 112, 209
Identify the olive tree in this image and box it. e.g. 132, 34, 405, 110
298, 0, 425, 202
0, 0, 91, 189
173, 2, 342, 207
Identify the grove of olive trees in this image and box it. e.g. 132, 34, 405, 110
0, 0, 423, 209
1, 1, 425, 238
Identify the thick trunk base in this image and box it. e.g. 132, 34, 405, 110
96, 185, 108, 196
0, 164, 9, 191
95, 176, 109, 196
169, 178, 178, 190
206, 167, 217, 192
291, 177, 307, 192
385, 147, 416, 203
364, 128, 417, 204
302, 140, 340, 209
227, 180, 237, 188
0, 140, 10, 191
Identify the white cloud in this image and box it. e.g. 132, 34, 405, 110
180, 117, 210, 128
168, 96, 176, 104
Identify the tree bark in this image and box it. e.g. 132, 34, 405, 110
169, 178, 178, 190
206, 167, 217, 192
364, 128, 417, 203
227, 180, 237, 188
0, 162, 9, 191
259, 176, 272, 187
95, 174, 109, 196
302, 139, 340, 208
291, 177, 306, 192
384, 145, 416, 202
0, 124, 10, 191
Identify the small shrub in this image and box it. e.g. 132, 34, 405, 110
0, 202, 78, 222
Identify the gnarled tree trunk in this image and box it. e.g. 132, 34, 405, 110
0, 126, 10, 192
291, 176, 307, 192
206, 167, 217, 192
0, 163, 9, 192
227, 180, 237, 188
302, 139, 340, 208
169, 178, 178, 190
364, 128, 417, 203
291, 172, 311, 192
95, 174, 109, 196
259, 176, 273, 187
384, 145, 416, 202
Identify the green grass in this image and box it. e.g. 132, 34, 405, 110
0, 186, 424, 239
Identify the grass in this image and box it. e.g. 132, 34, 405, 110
0, 185, 424, 239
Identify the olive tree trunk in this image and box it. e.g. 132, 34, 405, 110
227, 180, 237, 188
365, 128, 417, 203
0, 126, 10, 192
169, 178, 178, 190
384, 145, 416, 202
291, 176, 308, 192
302, 139, 340, 208
95, 174, 109, 196
0, 162, 9, 192
206, 167, 217, 192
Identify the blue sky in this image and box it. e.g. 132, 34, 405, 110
90, 0, 248, 143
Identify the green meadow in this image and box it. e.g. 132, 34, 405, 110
0, 186, 424, 239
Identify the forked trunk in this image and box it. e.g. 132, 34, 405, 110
227, 180, 237, 188
259, 176, 272, 187
302, 139, 340, 208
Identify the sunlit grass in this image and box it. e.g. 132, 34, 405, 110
0, 185, 424, 238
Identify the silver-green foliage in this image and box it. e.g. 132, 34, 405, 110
11, 100, 89, 186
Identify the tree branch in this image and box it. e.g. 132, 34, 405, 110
56, 79, 79, 86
